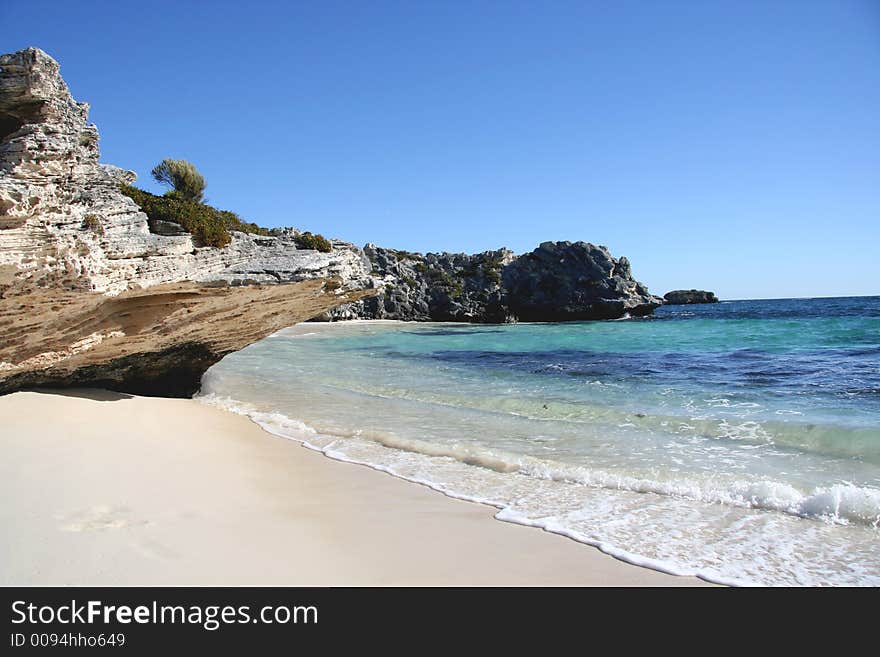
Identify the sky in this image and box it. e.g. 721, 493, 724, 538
2, 1, 878, 299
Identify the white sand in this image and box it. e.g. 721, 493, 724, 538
0, 390, 709, 586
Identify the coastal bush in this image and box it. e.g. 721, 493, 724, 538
393, 249, 419, 261
216, 209, 268, 236
294, 231, 332, 252
428, 269, 459, 291
151, 158, 206, 202
120, 184, 269, 248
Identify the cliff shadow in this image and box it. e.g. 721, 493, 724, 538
23, 388, 134, 402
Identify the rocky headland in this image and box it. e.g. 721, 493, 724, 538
1, 47, 663, 397
320, 241, 661, 322
663, 289, 719, 305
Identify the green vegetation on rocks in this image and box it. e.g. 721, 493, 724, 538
294, 231, 332, 253
120, 184, 269, 248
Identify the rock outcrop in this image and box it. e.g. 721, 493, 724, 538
322, 241, 661, 323
663, 289, 719, 305
315, 244, 516, 322
0, 47, 372, 396
504, 241, 660, 321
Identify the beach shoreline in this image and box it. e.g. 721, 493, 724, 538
0, 390, 709, 586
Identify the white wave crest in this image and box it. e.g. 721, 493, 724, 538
197, 392, 880, 528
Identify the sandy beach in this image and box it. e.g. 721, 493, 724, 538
0, 390, 708, 586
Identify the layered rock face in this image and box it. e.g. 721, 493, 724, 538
324, 241, 661, 322
0, 48, 372, 395
663, 289, 719, 305
0, 49, 372, 296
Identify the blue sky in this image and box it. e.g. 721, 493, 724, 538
3, 1, 878, 299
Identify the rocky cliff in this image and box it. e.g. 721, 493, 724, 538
0, 48, 372, 396
321, 241, 661, 322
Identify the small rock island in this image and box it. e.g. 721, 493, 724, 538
663, 289, 719, 305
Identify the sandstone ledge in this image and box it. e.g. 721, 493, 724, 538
0, 279, 373, 397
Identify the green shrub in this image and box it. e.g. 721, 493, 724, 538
120, 184, 269, 248
151, 159, 206, 202
216, 209, 269, 235
428, 269, 457, 290
485, 266, 502, 284
294, 231, 332, 253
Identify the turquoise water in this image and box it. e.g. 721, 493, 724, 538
199, 297, 880, 585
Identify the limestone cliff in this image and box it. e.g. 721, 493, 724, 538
0, 48, 372, 296
0, 48, 372, 396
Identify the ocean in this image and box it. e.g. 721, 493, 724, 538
198, 296, 880, 586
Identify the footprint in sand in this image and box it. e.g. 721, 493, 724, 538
130, 536, 179, 561
60, 505, 148, 532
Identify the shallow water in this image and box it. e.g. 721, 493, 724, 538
198, 297, 880, 585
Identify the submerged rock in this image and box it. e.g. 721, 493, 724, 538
663, 289, 719, 305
